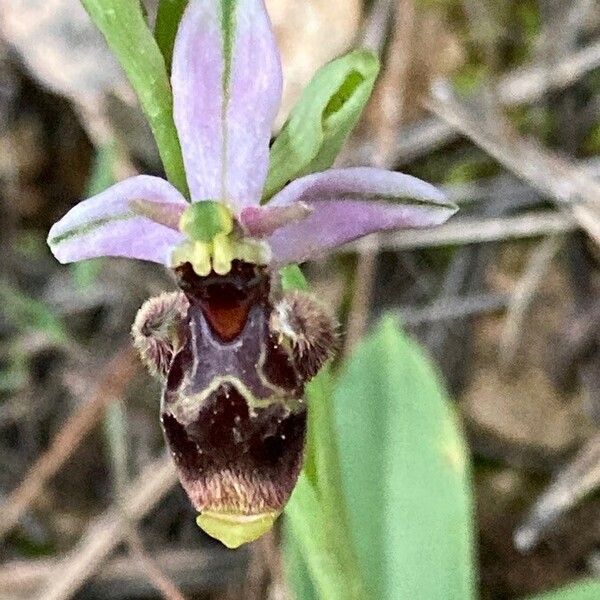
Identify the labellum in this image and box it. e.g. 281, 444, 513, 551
133, 260, 337, 547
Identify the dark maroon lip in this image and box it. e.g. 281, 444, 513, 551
162, 260, 308, 515
174, 260, 268, 302
174, 260, 270, 342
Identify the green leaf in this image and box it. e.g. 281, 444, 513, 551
332, 317, 476, 599
286, 472, 364, 600
282, 265, 366, 599
283, 524, 319, 600
280, 264, 309, 292
80, 0, 189, 197
285, 370, 367, 600
263, 49, 379, 201
524, 580, 600, 600
154, 0, 188, 69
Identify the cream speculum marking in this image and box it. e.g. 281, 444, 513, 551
133, 259, 337, 548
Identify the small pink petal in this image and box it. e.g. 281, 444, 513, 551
171, 0, 282, 210
48, 176, 187, 265
239, 203, 313, 237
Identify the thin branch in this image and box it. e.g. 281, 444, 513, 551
427, 83, 600, 243
344, 239, 379, 352
126, 527, 188, 600
0, 549, 246, 599
499, 235, 565, 369
0, 346, 138, 539
395, 39, 600, 164
499, 38, 600, 104
343, 0, 416, 351
341, 211, 577, 253
359, 0, 395, 54
34, 455, 178, 600
397, 293, 508, 326
515, 431, 600, 552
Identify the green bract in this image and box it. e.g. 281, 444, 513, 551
155, 0, 189, 69
263, 50, 380, 201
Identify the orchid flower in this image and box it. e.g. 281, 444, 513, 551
47, 0, 457, 548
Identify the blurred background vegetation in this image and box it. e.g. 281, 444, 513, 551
0, 0, 600, 598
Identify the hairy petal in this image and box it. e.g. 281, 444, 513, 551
265, 167, 457, 264
48, 175, 187, 265
172, 0, 282, 209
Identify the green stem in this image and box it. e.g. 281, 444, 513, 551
155, 0, 189, 70
80, 0, 189, 197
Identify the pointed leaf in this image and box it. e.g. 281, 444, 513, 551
283, 524, 319, 600
155, 0, 188, 69
332, 317, 475, 599
263, 50, 379, 201
285, 474, 364, 600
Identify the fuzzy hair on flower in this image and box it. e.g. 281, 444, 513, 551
47, 0, 457, 548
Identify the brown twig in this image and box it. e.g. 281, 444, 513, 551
427, 84, 600, 243
102, 396, 187, 600
499, 235, 565, 369
34, 454, 178, 600
343, 0, 416, 352
359, 0, 394, 54
0, 548, 246, 600
515, 431, 600, 552
126, 526, 188, 600
394, 39, 600, 164
398, 292, 508, 326
341, 211, 577, 253
0, 345, 138, 538
369, 0, 416, 168
344, 238, 380, 352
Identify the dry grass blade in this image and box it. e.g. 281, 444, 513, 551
515, 431, 600, 552
427, 84, 600, 243
360, 0, 394, 53
344, 238, 379, 352
0, 346, 138, 539
343, 0, 416, 351
0, 549, 245, 600
500, 38, 600, 105
126, 526, 188, 600
34, 455, 178, 600
396, 39, 600, 163
499, 236, 565, 369
342, 211, 577, 253
398, 293, 508, 326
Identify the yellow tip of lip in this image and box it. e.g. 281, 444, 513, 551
196, 511, 279, 549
